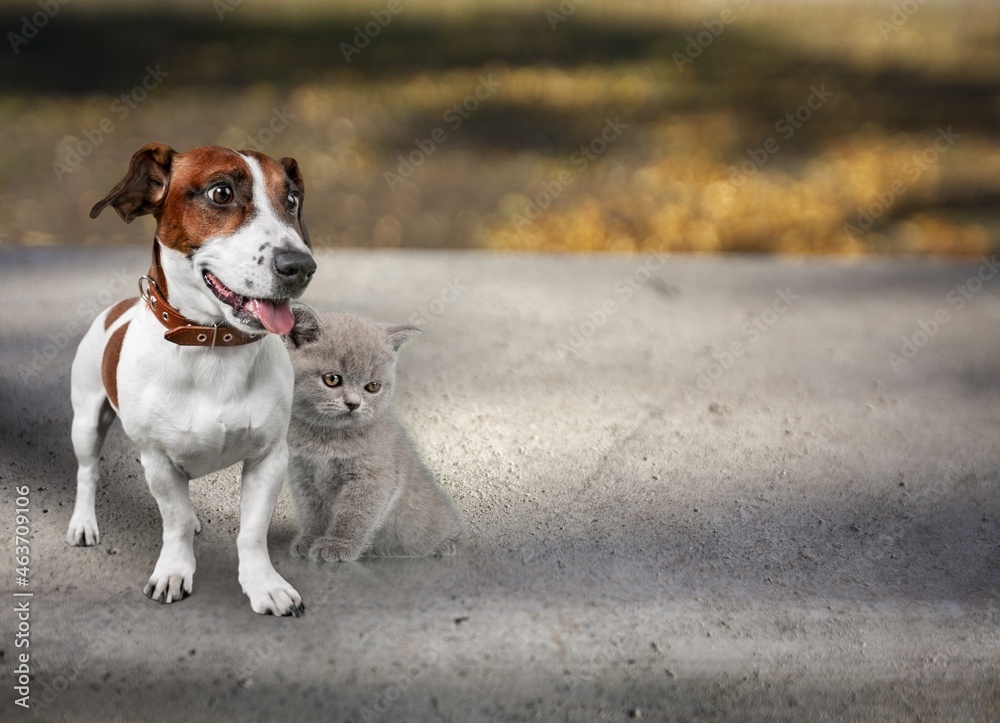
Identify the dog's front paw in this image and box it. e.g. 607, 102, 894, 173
241, 567, 305, 617
144, 544, 196, 603
309, 536, 363, 562
143, 570, 193, 604
66, 512, 100, 546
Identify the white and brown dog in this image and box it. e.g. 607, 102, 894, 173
66, 143, 316, 616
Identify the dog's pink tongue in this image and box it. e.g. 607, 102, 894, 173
252, 299, 295, 335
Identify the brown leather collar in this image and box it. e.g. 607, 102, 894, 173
140, 242, 263, 347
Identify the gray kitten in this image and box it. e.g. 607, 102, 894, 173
283, 305, 463, 561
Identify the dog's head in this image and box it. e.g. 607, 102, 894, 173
91, 142, 316, 336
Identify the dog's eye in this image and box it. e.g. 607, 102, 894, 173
364, 381, 381, 393
286, 192, 300, 214
208, 184, 234, 205
322, 373, 342, 388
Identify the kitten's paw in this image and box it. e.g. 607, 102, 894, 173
291, 535, 316, 559
433, 537, 461, 557
309, 537, 363, 562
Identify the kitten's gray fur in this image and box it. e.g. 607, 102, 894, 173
284, 305, 463, 562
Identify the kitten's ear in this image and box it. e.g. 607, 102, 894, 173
284, 303, 323, 349
384, 324, 421, 352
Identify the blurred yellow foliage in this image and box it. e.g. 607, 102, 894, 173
2, 0, 998, 255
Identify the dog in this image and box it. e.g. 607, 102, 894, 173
66, 143, 316, 616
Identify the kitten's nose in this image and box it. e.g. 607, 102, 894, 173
274, 250, 317, 293
345, 401, 359, 412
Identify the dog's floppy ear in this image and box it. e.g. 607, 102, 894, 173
90, 142, 175, 223
281, 156, 310, 248
284, 302, 323, 349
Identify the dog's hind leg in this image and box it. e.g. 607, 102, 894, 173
66, 321, 117, 547
66, 397, 116, 546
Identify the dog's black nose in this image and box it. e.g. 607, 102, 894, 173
274, 251, 316, 292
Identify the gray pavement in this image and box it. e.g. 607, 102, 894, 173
2, 245, 999, 722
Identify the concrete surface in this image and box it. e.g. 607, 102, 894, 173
2, 246, 1000, 722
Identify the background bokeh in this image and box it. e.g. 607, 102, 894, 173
2, 0, 999, 255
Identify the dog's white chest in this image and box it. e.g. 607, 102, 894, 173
116, 317, 293, 479
152, 403, 272, 477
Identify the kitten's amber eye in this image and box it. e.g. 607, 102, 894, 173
364, 381, 381, 393
322, 373, 342, 388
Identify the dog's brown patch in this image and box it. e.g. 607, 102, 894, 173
101, 322, 130, 410
157, 147, 255, 256
104, 297, 139, 331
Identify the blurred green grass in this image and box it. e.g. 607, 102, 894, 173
1, 0, 999, 254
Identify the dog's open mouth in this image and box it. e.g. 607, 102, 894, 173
203, 271, 295, 335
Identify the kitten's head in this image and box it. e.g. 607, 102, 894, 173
284, 304, 420, 430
